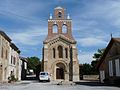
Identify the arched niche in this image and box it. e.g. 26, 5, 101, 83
58, 45, 63, 58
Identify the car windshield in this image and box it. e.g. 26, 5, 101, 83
40, 72, 48, 75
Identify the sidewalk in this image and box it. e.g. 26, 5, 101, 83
0, 80, 34, 86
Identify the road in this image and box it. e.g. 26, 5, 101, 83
0, 80, 119, 90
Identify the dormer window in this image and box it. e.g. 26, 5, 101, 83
58, 11, 62, 18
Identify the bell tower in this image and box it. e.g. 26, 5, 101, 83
47, 6, 74, 40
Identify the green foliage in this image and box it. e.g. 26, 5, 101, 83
8, 75, 18, 83
27, 56, 41, 73
93, 49, 105, 60
81, 63, 92, 75
80, 62, 99, 75
80, 49, 105, 75
91, 48, 105, 74
91, 60, 99, 74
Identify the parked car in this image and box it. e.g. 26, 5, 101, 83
39, 72, 50, 82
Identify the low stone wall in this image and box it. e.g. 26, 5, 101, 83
83, 75, 99, 81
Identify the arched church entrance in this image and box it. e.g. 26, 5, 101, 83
56, 63, 65, 79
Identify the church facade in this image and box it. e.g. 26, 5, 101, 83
42, 6, 79, 81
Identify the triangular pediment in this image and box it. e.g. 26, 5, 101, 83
43, 34, 76, 44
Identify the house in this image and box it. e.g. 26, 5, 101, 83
7, 43, 21, 81
97, 38, 120, 84
0, 31, 11, 82
0, 30, 21, 82
42, 6, 79, 81
20, 57, 27, 80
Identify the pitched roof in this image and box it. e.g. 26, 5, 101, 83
10, 43, 20, 53
10, 43, 18, 50
97, 38, 120, 68
0, 30, 11, 42
20, 56, 28, 62
0, 30, 20, 53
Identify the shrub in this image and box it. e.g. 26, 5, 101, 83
8, 75, 18, 83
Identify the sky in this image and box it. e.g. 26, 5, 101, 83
0, 0, 120, 64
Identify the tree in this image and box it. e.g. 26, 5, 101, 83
91, 60, 99, 74
93, 49, 105, 60
80, 49, 105, 76
27, 57, 41, 74
91, 48, 105, 74
81, 63, 92, 75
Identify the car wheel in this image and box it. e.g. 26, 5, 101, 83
39, 79, 41, 82
48, 79, 50, 82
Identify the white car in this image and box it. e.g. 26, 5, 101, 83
39, 72, 50, 82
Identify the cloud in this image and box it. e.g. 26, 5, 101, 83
77, 37, 107, 47
78, 51, 95, 64
8, 26, 47, 46
71, 0, 120, 36
74, 0, 120, 28
0, 0, 50, 16
0, 0, 50, 24
72, 0, 120, 48
1, 0, 120, 63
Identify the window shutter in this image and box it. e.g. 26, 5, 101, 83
109, 60, 113, 76
115, 59, 120, 76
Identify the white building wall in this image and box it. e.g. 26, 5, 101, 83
0, 35, 2, 64
0, 33, 21, 82
18, 58, 22, 81
7, 46, 21, 80
0, 35, 10, 81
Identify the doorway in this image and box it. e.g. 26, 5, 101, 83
56, 68, 64, 79
56, 63, 65, 80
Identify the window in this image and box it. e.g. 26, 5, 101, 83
5, 50, 8, 59
1, 47, 4, 58
10, 71, 13, 76
13, 57, 16, 65
65, 48, 68, 58
115, 59, 120, 76
58, 12, 62, 18
24, 62, 27, 69
11, 56, 13, 64
53, 25, 58, 33
62, 25, 67, 33
109, 60, 113, 76
53, 48, 55, 58
58, 46, 63, 58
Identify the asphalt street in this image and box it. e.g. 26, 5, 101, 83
0, 80, 120, 90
